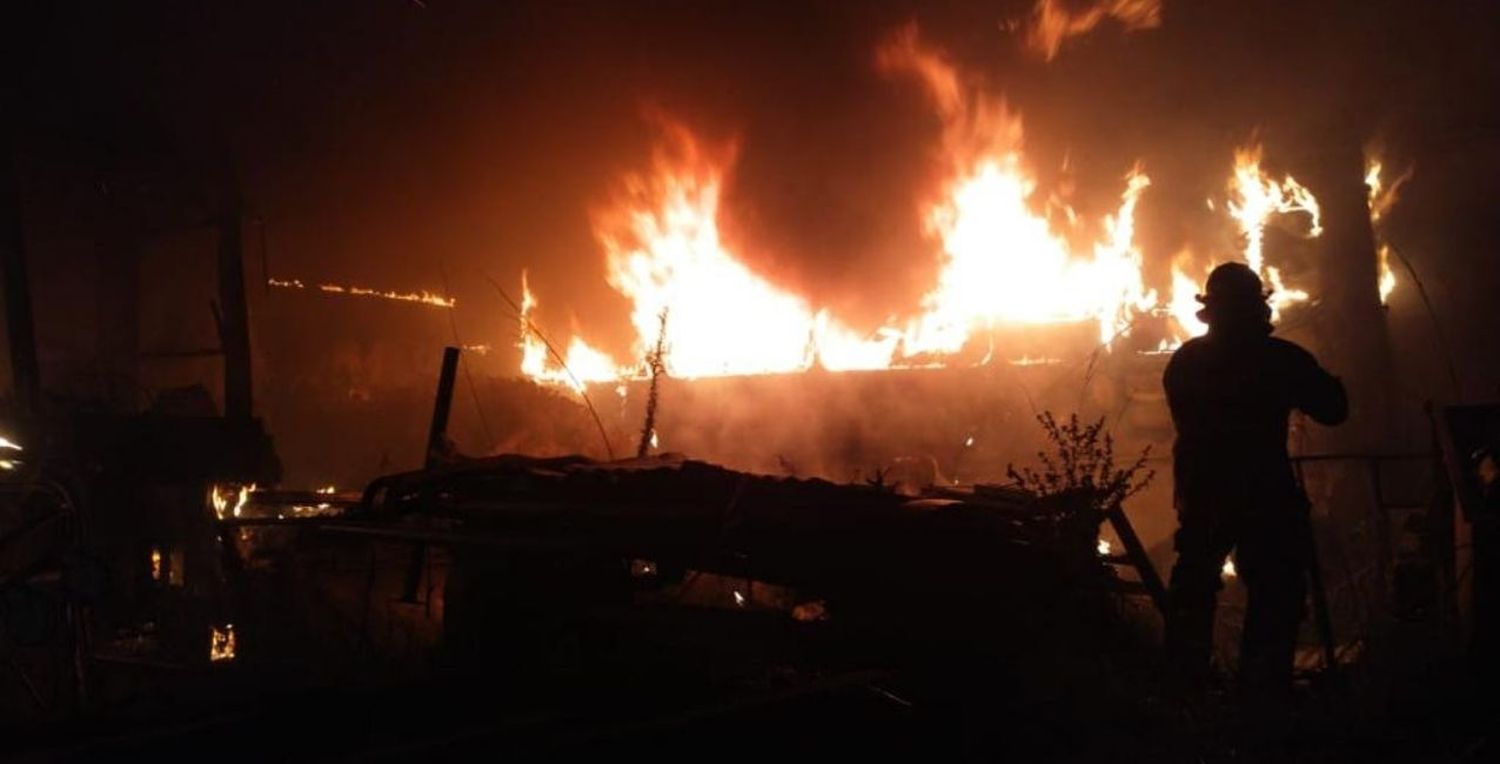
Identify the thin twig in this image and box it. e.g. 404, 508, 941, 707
637, 308, 669, 458
1076, 312, 1149, 409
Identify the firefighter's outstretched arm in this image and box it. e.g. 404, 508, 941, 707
1296, 353, 1348, 426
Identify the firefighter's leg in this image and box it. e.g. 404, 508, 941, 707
1236, 512, 1308, 696
1166, 510, 1234, 681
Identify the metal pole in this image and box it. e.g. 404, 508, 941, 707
425, 346, 461, 468
404, 346, 461, 603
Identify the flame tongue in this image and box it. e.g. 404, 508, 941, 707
1025, 0, 1164, 61
1224, 145, 1319, 319
519, 271, 621, 391
1164, 146, 1328, 340
1365, 156, 1409, 305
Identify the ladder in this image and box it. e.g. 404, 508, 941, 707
1100, 503, 1170, 617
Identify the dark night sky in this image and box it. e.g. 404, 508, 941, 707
7, 0, 1500, 391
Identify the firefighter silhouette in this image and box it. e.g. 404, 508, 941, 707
1163, 262, 1347, 695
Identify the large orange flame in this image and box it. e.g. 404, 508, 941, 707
879, 27, 1158, 352
518, 31, 1333, 388
596, 127, 830, 378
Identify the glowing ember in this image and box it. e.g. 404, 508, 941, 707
150, 546, 163, 582
792, 600, 829, 622
1008, 355, 1064, 367
1097, 538, 1112, 556
1024, 0, 1162, 61
269, 277, 455, 308
1222, 558, 1237, 579
210, 623, 236, 662
316, 485, 337, 495
732, 590, 747, 607
209, 483, 256, 520
0, 435, 22, 451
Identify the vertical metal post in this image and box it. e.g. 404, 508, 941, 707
425, 346, 461, 468
0, 152, 40, 414
403, 346, 461, 604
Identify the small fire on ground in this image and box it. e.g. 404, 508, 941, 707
209, 483, 255, 520
210, 623, 236, 663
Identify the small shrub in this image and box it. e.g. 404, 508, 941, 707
1007, 411, 1154, 533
